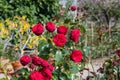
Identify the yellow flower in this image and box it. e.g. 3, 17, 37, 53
0, 22, 3, 27
27, 36, 39, 48
14, 16, 20, 19
23, 22, 30, 30
22, 16, 27, 20
0, 27, 9, 38
5, 18, 11, 26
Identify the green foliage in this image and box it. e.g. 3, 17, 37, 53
11, 68, 30, 80
0, 0, 60, 23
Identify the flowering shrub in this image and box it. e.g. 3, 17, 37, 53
8, 19, 86, 80
97, 51, 120, 80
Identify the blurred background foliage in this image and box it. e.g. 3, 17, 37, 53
0, 0, 60, 23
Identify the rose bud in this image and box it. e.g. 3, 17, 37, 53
113, 61, 118, 66
71, 5, 76, 11
29, 63, 35, 69
117, 50, 120, 57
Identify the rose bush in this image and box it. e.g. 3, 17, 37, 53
9, 19, 85, 80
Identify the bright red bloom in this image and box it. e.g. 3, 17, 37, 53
71, 5, 76, 11
46, 22, 55, 32
20, 55, 31, 66
53, 34, 66, 47
29, 71, 44, 80
32, 56, 43, 65
40, 68, 52, 80
32, 23, 44, 36
70, 29, 80, 43
41, 60, 49, 67
48, 64, 54, 71
70, 50, 82, 62
117, 50, 120, 57
57, 26, 68, 35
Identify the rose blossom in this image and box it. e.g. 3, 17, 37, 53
71, 5, 76, 11
113, 61, 118, 66
46, 22, 55, 32
48, 64, 54, 71
32, 23, 44, 35
70, 29, 80, 43
41, 60, 49, 67
70, 50, 82, 62
29, 63, 35, 69
29, 71, 44, 80
32, 55, 43, 65
53, 34, 66, 47
117, 50, 120, 57
40, 68, 52, 80
20, 55, 31, 66
57, 26, 68, 35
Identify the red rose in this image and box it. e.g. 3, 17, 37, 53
48, 64, 54, 71
71, 5, 76, 11
32, 23, 44, 35
29, 63, 35, 69
41, 60, 49, 67
29, 71, 44, 80
32, 56, 43, 65
46, 22, 55, 32
57, 26, 68, 35
70, 50, 82, 62
40, 68, 52, 80
70, 29, 80, 43
20, 55, 31, 66
113, 61, 118, 66
117, 50, 120, 57
53, 34, 66, 47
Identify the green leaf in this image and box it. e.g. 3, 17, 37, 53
55, 50, 63, 62
70, 62, 79, 73
38, 41, 50, 54
60, 72, 71, 80
16, 68, 28, 73
79, 24, 86, 33
63, 62, 69, 70
11, 77, 19, 80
